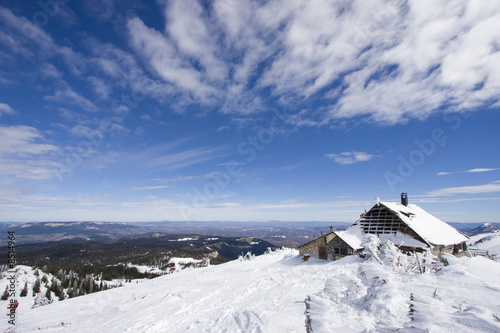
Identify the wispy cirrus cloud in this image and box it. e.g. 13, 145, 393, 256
124, 0, 500, 123
426, 180, 500, 196
437, 168, 499, 176
3, 1, 499, 125
0, 125, 62, 180
0, 102, 15, 116
149, 146, 223, 170
44, 86, 98, 112
131, 185, 171, 191
326, 151, 376, 165
0, 125, 59, 156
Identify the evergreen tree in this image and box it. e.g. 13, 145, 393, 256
57, 269, 65, 281
20, 282, 28, 297
50, 278, 58, 293
32, 278, 41, 295
58, 289, 65, 301
78, 280, 85, 295
41, 274, 48, 284
1, 286, 9, 301
88, 281, 93, 294
61, 275, 70, 289
45, 289, 52, 301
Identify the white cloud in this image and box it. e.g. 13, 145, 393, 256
129, 0, 500, 123
427, 180, 500, 196
216, 125, 229, 132
0, 102, 14, 116
162, 0, 228, 82
0, 125, 59, 157
4, 1, 500, 128
87, 76, 112, 100
131, 185, 170, 191
44, 87, 98, 112
0, 125, 61, 180
467, 168, 498, 173
437, 168, 498, 175
127, 16, 217, 103
326, 151, 376, 165
149, 147, 222, 170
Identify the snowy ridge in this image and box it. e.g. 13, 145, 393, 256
2, 245, 500, 332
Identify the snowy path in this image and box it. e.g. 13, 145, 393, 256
2, 249, 500, 332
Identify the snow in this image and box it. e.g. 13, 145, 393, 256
2, 247, 500, 332
44, 223, 69, 227
176, 237, 198, 241
125, 264, 165, 275
168, 257, 204, 265
381, 202, 469, 246
336, 223, 364, 250
468, 232, 500, 260
378, 231, 429, 248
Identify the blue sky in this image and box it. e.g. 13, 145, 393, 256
1, 0, 499, 223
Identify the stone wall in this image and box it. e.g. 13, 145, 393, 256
298, 232, 337, 260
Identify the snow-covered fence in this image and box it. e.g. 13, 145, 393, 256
467, 248, 496, 261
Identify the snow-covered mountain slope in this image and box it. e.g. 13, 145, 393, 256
2, 248, 500, 332
468, 231, 500, 260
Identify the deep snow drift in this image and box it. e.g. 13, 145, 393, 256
2, 245, 500, 332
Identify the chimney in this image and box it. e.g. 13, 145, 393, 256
401, 192, 408, 206
330, 226, 336, 233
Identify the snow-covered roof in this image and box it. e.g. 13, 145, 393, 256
336, 224, 363, 250
380, 201, 468, 247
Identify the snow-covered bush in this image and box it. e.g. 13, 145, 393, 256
360, 235, 438, 274
238, 252, 255, 261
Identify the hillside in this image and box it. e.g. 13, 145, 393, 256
468, 231, 500, 261
2, 240, 500, 332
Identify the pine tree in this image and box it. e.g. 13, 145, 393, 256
58, 288, 65, 301
32, 278, 41, 295
57, 269, 65, 281
20, 282, 28, 297
1, 286, 9, 300
50, 278, 58, 293
61, 275, 70, 289
41, 274, 48, 284
45, 289, 52, 301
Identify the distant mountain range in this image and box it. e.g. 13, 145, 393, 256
0, 220, 350, 248
1, 221, 497, 248
462, 223, 500, 236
